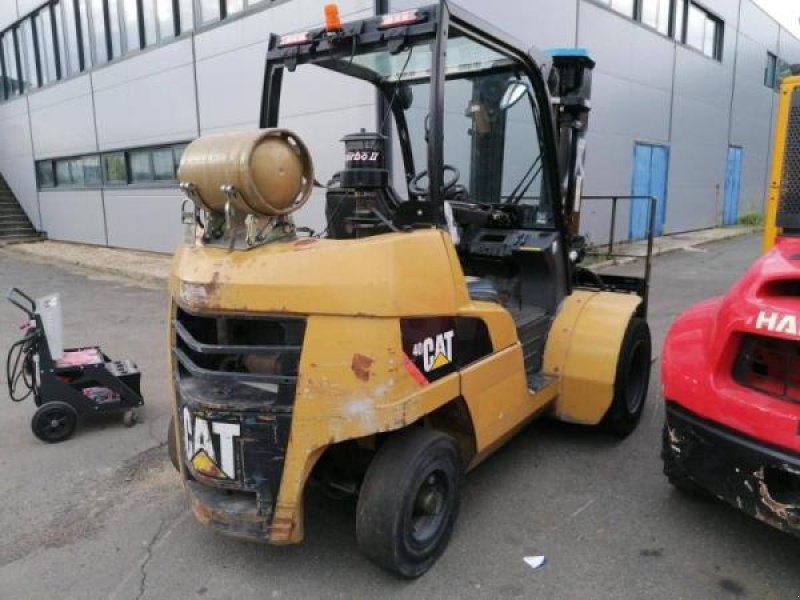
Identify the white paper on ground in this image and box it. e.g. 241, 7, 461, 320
523, 556, 547, 570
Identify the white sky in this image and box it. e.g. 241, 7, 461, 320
753, 0, 800, 38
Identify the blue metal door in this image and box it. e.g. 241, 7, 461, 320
723, 146, 743, 226
630, 143, 669, 240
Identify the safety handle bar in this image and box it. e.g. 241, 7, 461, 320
7, 288, 35, 318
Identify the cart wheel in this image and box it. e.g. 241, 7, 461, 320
31, 401, 78, 443
123, 409, 138, 428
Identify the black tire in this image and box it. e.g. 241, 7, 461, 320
601, 317, 652, 437
661, 424, 712, 498
167, 415, 179, 472
31, 401, 78, 443
356, 428, 462, 579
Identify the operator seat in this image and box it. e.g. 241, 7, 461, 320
466, 278, 500, 303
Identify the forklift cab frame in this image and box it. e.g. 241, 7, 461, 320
260, 2, 574, 305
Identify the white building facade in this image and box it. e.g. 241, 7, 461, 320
0, 0, 797, 251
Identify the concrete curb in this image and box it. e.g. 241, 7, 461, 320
586, 225, 759, 270
1, 241, 171, 285
2, 226, 761, 286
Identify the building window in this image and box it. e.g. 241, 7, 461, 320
89, 0, 109, 64
54, 155, 101, 187
765, 52, 777, 88
53, 2, 68, 77
37, 161, 56, 188
0, 0, 272, 101
121, 0, 141, 53
227, 0, 245, 16
0, 39, 6, 102
156, 0, 177, 40
673, 0, 686, 40
77, 0, 93, 68
103, 152, 128, 184
684, 2, 722, 60
62, 0, 83, 74
36, 10, 58, 85
130, 149, 154, 182
594, 0, 723, 60
1, 32, 18, 97
107, 0, 122, 58
39, 142, 188, 189
152, 148, 177, 180
55, 157, 82, 186
83, 155, 102, 185
173, 143, 187, 165
640, 0, 670, 35
198, 0, 221, 25
142, 0, 158, 46
177, 0, 194, 33
19, 20, 39, 91
596, 0, 635, 19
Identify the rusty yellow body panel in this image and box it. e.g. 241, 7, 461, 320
172, 229, 469, 317
272, 315, 460, 542
543, 290, 641, 424
763, 75, 800, 252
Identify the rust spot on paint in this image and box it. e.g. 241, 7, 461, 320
351, 353, 374, 382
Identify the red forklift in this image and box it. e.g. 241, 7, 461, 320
661, 67, 800, 536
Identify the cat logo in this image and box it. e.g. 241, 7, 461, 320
182, 407, 240, 480
412, 330, 455, 373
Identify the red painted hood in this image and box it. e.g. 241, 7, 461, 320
662, 236, 800, 452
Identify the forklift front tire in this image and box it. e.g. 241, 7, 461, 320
31, 401, 78, 443
356, 428, 462, 579
601, 317, 652, 438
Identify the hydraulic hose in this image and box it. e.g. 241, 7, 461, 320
5, 330, 37, 402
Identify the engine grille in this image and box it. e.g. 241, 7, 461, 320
172, 307, 307, 515
174, 307, 305, 376
733, 334, 800, 404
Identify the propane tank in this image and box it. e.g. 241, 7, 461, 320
177, 129, 314, 217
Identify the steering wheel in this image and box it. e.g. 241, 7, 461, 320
409, 165, 460, 196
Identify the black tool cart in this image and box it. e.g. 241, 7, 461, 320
5, 288, 144, 442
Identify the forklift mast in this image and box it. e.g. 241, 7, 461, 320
548, 49, 595, 236
763, 64, 800, 252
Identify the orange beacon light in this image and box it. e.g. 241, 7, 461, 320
325, 4, 342, 32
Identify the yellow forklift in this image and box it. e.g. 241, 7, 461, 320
168, 2, 654, 577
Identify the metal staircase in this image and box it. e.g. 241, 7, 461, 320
0, 173, 40, 243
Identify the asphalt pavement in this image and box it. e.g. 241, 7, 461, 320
0, 234, 798, 600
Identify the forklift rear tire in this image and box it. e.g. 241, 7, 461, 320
31, 401, 78, 443
356, 428, 462, 579
601, 317, 651, 438
167, 415, 179, 472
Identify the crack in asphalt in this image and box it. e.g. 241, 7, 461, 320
135, 518, 168, 600
106, 509, 189, 600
